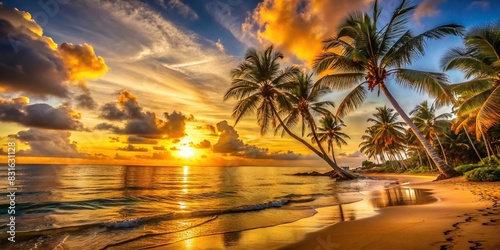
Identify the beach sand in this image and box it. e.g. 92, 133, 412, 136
281, 174, 500, 250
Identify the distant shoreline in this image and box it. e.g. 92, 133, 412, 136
280, 174, 500, 250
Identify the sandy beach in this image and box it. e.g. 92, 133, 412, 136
282, 174, 500, 250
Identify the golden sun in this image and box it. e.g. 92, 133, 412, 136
178, 146, 195, 158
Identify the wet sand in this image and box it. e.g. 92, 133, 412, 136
281, 174, 500, 250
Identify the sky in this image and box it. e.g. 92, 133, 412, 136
0, 0, 498, 168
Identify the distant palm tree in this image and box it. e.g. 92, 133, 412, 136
360, 127, 383, 163
368, 106, 407, 148
313, 0, 463, 179
224, 45, 354, 179
366, 106, 407, 169
312, 115, 351, 164
409, 101, 451, 164
441, 20, 500, 140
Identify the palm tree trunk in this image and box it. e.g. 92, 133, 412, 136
329, 144, 338, 164
417, 150, 423, 167
306, 114, 335, 164
481, 130, 491, 161
434, 135, 448, 165
463, 125, 482, 161
269, 101, 355, 179
379, 84, 459, 179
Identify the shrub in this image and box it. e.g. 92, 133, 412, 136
481, 156, 499, 167
408, 166, 433, 174
464, 167, 500, 182
455, 163, 485, 174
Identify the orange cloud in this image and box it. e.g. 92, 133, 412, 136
58, 43, 109, 82
243, 0, 372, 65
0, 3, 108, 99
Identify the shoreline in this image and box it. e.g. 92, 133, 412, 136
281, 174, 500, 250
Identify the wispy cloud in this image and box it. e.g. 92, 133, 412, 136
156, 0, 199, 20
412, 0, 445, 26
467, 1, 489, 10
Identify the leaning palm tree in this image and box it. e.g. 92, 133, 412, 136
277, 72, 343, 171
313, 0, 463, 179
312, 115, 350, 164
409, 101, 451, 164
224, 45, 354, 179
441, 20, 500, 141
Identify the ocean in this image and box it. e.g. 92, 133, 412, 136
0, 165, 435, 249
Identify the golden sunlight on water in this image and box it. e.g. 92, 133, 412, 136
0, 165, 437, 250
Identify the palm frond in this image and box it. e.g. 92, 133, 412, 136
476, 85, 500, 134
456, 88, 493, 116
315, 73, 366, 91
394, 69, 454, 106
336, 83, 367, 118
452, 78, 494, 94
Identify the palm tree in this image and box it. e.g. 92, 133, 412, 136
441, 20, 500, 141
313, 0, 463, 179
312, 115, 351, 164
224, 45, 354, 179
409, 101, 451, 164
277, 72, 348, 173
360, 127, 384, 163
367, 106, 408, 169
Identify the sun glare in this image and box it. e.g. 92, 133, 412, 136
178, 146, 195, 158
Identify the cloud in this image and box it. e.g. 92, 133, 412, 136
412, 0, 445, 26
109, 136, 120, 142
114, 153, 131, 160
213, 120, 245, 153
233, 145, 304, 160
75, 89, 97, 109
127, 135, 158, 144
156, 0, 199, 20
339, 151, 363, 158
0, 4, 108, 98
118, 144, 148, 152
135, 151, 174, 160
241, 0, 372, 65
212, 120, 308, 160
215, 38, 224, 52
196, 124, 218, 136
191, 139, 212, 149
96, 90, 189, 139
152, 145, 166, 151
0, 97, 85, 130
151, 151, 173, 160
10, 128, 86, 158
467, 1, 489, 10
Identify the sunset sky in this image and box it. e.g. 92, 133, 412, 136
0, 0, 498, 167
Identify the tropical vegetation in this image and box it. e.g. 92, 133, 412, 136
224, 0, 500, 181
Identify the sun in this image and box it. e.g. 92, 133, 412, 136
178, 146, 195, 158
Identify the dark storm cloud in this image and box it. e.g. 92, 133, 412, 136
0, 97, 85, 130
96, 90, 189, 139
10, 128, 86, 158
